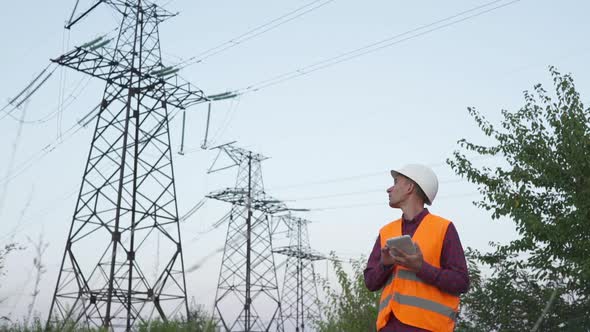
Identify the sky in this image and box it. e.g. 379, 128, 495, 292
0, 0, 589, 327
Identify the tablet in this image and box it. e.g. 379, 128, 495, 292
386, 235, 416, 255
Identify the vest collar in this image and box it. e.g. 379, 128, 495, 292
402, 208, 429, 224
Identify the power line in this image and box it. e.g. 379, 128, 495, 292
0, 65, 58, 122
307, 192, 480, 211
236, 0, 521, 94
0, 64, 50, 113
282, 188, 384, 202
186, 246, 225, 273
0, 103, 187, 188
179, 198, 207, 223
280, 180, 467, 202
268, 156, 499, 192
0, 105, 191, 243
207, 94, 242, 147
268, 161, 450, 191
57, 28, 72, 141
175, 0, 336, 69
0, 78, 35, 219
0, 118, 88, 187
0, 160, 120, 243
173, 0, 521, 143
0, 189, 77, 243
174, 0, 521, 154
0, 27, 119, 123
5, 76, 92, 125
270, 171, 385, 191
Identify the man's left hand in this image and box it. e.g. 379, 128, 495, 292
391, 242, 423, 273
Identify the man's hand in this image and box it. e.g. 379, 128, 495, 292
390, 242, 423, 273
380, 246, 396, 267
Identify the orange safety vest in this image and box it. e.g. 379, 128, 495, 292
376, 213, 460, 332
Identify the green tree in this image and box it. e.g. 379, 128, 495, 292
457, 249, 587, 331
449, 67, 590, 330
315, 254, 379, 332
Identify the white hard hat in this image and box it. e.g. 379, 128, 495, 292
391, 164, 439, 205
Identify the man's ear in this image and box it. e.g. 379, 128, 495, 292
405, 180, 415, 195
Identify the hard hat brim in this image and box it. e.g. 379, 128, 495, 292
390, 169, 405, 179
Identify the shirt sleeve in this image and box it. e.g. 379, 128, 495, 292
415, 222, 470, 295
364, 235, 394, 292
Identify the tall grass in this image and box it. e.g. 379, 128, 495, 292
0, 318, 108, 332
0, 307, 217, 332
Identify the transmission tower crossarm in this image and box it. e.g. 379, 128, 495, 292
51, 46, 117, 81
207, 189, 287, 214
160, 77, 207, 109
52, 45, 206, 109
273, 246, 326, 261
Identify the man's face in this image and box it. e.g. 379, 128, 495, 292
387, 175, 411, 208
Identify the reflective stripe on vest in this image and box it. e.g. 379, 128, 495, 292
396, 269, 423, 283
379, 294, 391, 311
393, 292, 458, 321
381, 268, 422, 288
379, 273, 395, 311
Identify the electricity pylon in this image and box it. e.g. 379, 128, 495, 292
207, 142, 286, 331
273, 215, 324, 332
47, 1, 206, 330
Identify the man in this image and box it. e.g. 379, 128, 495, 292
364, 164, 469, 331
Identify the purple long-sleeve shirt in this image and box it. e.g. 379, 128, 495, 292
364, 209, 469, 331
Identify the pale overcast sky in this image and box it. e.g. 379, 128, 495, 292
0, 0, 588, 326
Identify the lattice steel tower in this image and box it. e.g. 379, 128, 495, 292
274, 215, 324, 332
47, 1, 205, 330
207, 142, 286, 331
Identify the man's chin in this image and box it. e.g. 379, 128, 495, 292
389, 201, 399, 208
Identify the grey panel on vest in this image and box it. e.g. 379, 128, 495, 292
393, 293, 457, 321
396, 269, 424, 283
379, 294, 392, 311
